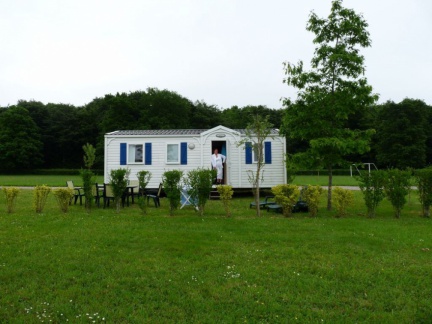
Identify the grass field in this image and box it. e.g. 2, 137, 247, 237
0, 187, 431, 323
0, 175, 358, 187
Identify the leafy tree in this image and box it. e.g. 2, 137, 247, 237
162, 170, 183, 216
80, 143, 96, 212
281, 0, 377, 210
43, 103, 84, 168
375, 99, 428, 169
184, 168, 216, 216
217, 185, 234, 217
189, 101, 222, 129
414, 168, 432, 217
0, 106, 43, 170
109, 168, 130, 213
146, 88, 192, 129
384, 169, 411, 218
221, 105, 283, 129
136, 170, 152, 214
356, 170, 386, 218
238, 115, 274, 217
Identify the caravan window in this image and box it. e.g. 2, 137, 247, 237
166, 144, 180, 163
128, 144, 143, 163
252, 146, 264, 163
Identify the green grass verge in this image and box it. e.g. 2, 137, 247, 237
0, 175, 359, 187
292, 175, 361, 186
0, 189, 430, 322
0, 175, 104, 187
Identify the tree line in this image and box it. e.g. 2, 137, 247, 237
0, 88, 283, 170
0, 88, 430, 172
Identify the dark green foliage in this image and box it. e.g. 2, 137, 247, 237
0, 106, 43, 170
375, 99, 428, 169
415, 168, 432, 217
184, 168, 216, 216
356, 170, 386, 218
109, 168, 130, 213
384, 169, 412, 218
281, 0, 377, 210
162, 170, 183, 215
136, 170, 152, 214
80, 144, 96, 212
220, 105, 283, 129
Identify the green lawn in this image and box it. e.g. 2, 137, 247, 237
0, 175, 104, 187
293, 175, 360, 186
0, 189, 431, 322
0, 174, 359, 187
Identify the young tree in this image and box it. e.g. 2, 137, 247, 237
238, 115, 274, 217
384, 169, 411, 218
414, 168, 432, 217
162, 170, 183, 216
184, 168, 215, 216
80, 143, 96, 212
109, 168, 130, 213
281, 0, 378, 210
356, 170, 386, 218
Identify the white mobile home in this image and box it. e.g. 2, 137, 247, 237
104, 125, 287, 189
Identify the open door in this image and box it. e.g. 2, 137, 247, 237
211, 141, 227, 184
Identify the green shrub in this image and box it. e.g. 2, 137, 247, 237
137, 170, 152, 214
217, 185, 234, 217
356, 170, 386, 218
271, 184, 300, 217
332, 187, 354, 218
80, 143, 96, 212
109, 168, 130, 213
415, 168, 432, 217
384, 169, 412, 218
53, 188, 74, 213
185, 168, 216, 216
33, 185, 51, 213
302, 185, 323, 217
162, 170, 183, 216
3, 187, 20, 213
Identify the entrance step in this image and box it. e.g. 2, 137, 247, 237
209, 190, 220, 199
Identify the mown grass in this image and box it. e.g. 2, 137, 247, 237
0, 175, 104, 187
292, 175, 360, 186
0, 175, 359, 187
0, 188, 431, 323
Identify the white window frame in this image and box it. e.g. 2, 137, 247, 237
252, 145, 264, 163
166, 143, 180, 164
128, 144, 144, 164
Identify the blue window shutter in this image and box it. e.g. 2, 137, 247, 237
265, 141, 272, 164
180, 142, 187, 165
245, 142, 252, 164
120, 143, 127, 165
145, 143, 152, 165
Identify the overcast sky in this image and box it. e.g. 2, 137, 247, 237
1, 0, 431, 109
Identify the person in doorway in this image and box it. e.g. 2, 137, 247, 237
211, 148, 226, 184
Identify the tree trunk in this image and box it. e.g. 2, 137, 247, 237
423, 205, 430, 218
327, 165, 333, 211
255, 170, 261, 217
